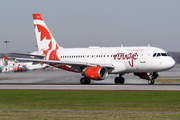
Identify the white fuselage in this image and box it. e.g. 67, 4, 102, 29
52, 46, 175, 74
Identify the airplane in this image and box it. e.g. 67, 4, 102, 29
0, 55, 8, 72
0, 55, 48, 72
10, 13, 175, 84
25, 62, 48, 71
11, 62, 48, 72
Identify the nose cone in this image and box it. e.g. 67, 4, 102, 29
166, 57, 175, 70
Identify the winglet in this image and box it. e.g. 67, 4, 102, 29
3, 55, 7, 61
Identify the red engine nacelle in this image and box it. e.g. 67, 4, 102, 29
134, 73, 150, 80
82, 66, 108, 80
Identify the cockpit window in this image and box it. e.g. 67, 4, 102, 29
161, 53, 167, 56
153, 53, 169, 57
153, 53, 156, 57
157, 53, 161, 57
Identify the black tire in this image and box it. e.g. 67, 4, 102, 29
114, 77, 120, 84
119, 77, 125, 84
114, 77, 125, 84
85, 78, 91, 84
80, 77, 86, 84
151, 79, 155, 84
148, 79, 155, 84
80, 77, 91, 84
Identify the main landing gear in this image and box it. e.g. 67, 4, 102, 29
114, 74, 125, 84
80, 77, 91, 84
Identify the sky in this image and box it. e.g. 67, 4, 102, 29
0, 0, 179, 53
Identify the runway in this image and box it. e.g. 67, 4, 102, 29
0, 66, 180, 90
0, 84, 179, 91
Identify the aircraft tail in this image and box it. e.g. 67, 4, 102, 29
2, 55, 8, 66
32, 14, 63, 59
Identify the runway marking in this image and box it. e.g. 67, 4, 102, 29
0, 109, 180, 114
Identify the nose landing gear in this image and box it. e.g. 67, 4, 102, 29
148, 72, 158, 84
148, 79, 155, 84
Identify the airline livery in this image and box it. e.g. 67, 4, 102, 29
13, 13, 175, 84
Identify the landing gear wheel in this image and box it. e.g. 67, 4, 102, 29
114, 77, 125, 84
148, 79, 155, 84
119, 77, 125, 84
80, 77, 85, 84
80, 77, 91, 84
85, 78, 91, 84
114, 77, 120, 84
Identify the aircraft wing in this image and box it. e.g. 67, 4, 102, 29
9, 53, 45, 59
10, 57, 114, 69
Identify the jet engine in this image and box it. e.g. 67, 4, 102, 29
13, 67, 24, 72
2, 67, 10, 72
82, 66, 108, 80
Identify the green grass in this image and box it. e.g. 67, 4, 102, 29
156, 78, 180, 84
0, 90, 180, 111
0, 90, 180, 119
0, 111, 180, 120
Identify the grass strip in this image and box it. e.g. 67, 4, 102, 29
156, 79, 180, 84
0, 90, 179, 112
0, 90, 180, 119
0, 111, 180, 120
